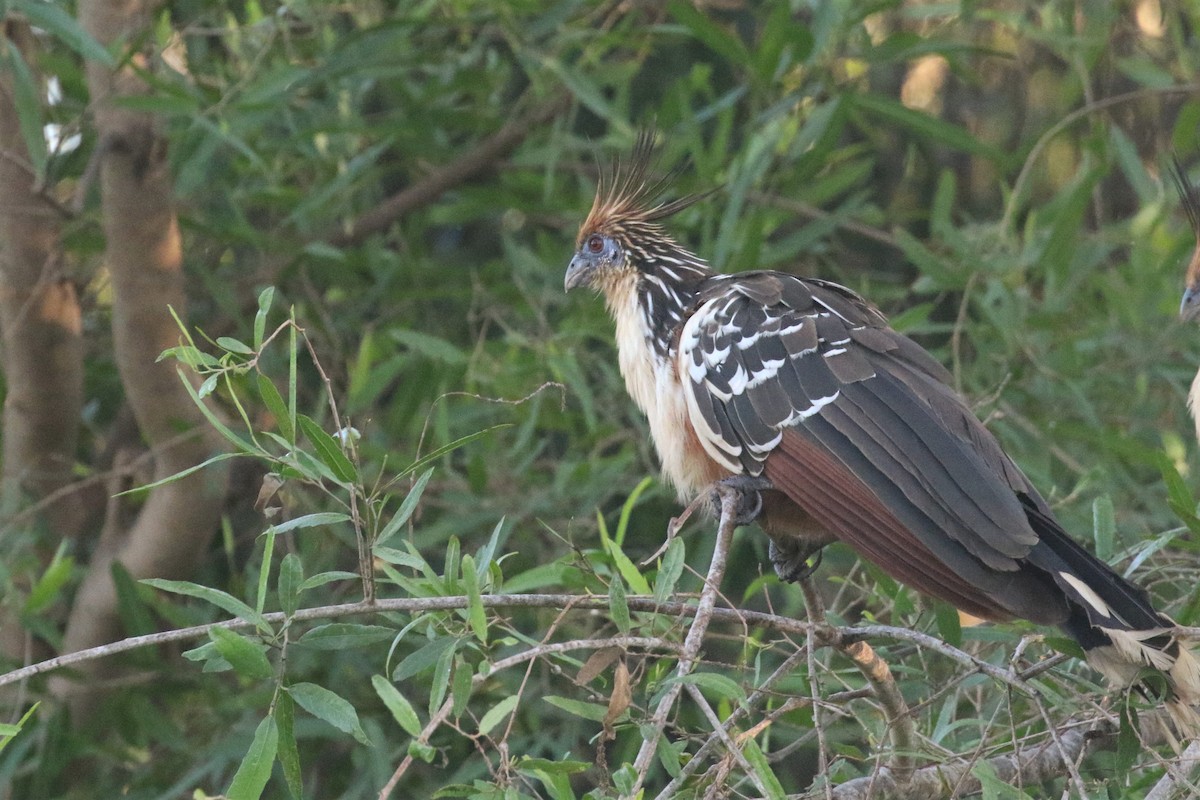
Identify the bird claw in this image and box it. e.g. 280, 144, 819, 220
769, 537, 826, 583
711, 475, 773, 527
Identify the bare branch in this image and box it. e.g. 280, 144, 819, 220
628, 486, 739, 797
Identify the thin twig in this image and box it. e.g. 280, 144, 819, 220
627, 487, 739, 798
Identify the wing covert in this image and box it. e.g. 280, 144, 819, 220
677, 273, 1041, 572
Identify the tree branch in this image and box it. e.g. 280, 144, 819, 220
321, 94, 570, 248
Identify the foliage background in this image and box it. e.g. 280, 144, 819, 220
3, 0, 1200, 798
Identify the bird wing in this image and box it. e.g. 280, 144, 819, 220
676, 271, 1061, 621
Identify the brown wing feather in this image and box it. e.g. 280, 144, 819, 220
765, 430, 1016, 621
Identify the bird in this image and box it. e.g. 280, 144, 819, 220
565, 131, 1200, 715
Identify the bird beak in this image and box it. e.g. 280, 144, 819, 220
564, 254, 595, 292
1183, 247, 1200, 322
1183, 282, 1200, 322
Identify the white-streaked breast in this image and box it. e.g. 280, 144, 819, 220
608, 277, 724, 500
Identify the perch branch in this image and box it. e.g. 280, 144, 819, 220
627, 486, 739, 798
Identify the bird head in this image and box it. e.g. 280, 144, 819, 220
565, 131, 707, 294
1172, 157, 1200, 322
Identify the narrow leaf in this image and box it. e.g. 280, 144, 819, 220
226, 717, 278, 800
609, 577, 630, 634
297, 415, 357, 483
375, 468, 433, 545
210, 628, 273, 681
654, 537, 685, 604
141, 578, 271, 633
288, 682, 369, 744
372, 675, 422, 737
297, 624, 395, 650
478, 696, 518, 737
277, 553, 303, 617
274, 693, 303, 800
272, 512, 351, 535
461, 555, 487, 644
13, 0, 116, 65
257, 374, 294, 443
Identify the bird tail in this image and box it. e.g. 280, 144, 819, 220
1022, 499, 1200, 731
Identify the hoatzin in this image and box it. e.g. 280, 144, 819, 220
566, 132, 1200, 713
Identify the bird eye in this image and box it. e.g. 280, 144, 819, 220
586, 234, 605, 254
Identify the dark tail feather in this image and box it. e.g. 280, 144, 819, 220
1021, 498, 1200, 729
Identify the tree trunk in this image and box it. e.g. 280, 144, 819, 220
49, 0, 230, 722
0, 19, 84, 667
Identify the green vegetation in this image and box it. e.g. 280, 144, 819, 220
3, 1, 1200, 798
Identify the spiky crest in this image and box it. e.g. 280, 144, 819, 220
1171, 155, 1200, 237
577, 130, 709, 246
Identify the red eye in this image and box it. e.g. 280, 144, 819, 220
586, 234, 605, 254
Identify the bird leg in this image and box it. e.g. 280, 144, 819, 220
710, 474, 774, 527
768, 536, 826, 584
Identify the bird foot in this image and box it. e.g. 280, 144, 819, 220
769, 537, 826, 583
711, 475, 774, 527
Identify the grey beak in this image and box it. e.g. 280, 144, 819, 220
564, 254, 594, 292
1183, 284, 1200, 322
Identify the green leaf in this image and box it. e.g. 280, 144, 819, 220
13, 0, 116, 66
297, 624, 395, 650
741, 738, 786, 800
24, 541, 73, 615
1093, 495, 1116, 562
654, 537, 685, 604
376, 468, 434, 545
258, 374, 294, 443
394, 636, 458, 681
274, 693, 303, 800
372, 674, 422, 737
2, 42, 46, 177
272, 512, 351, 535
218, 336, 255, 355
0, 703, 38, 757
141, 578, 271, 634
255, 526, 276, 616
608, 577, 630, 635
477, 695, 518, 737
451, 657, 473, 718
254, 287, 275, 348
115, 452, 244, 496
429, 638, 455, 716
598, 515, 651, 595
401, 426, 509, 479
288, 682, 370, 744
297, 415, 357, 483
210, 627, 273, 681
226, 717, 278, 800
178, 367, 258, 454
543, 695, 608, 722
461, 555, 487, 644
278, 553, 303, 617
297, 570, 359, 591
516, 757, 591, 775
614, 476, 653, 547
